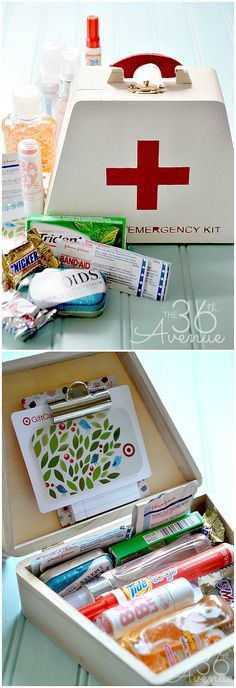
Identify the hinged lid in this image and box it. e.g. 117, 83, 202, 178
3, 352, 201, 556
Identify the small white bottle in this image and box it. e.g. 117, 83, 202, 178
55, 47, 79, 138
39, 41, 62, 118
18, 138, 44, 215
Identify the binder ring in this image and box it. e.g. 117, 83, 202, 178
49, 381, 111, 423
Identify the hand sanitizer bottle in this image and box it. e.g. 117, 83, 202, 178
55, 46, 79, 139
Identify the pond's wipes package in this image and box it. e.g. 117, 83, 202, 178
40, 549, 113, 597
29, 267, 107, 317
26, 214, 127, 248
132, 481, 198, 534
31, 524, 132, 575
26, 224, 170, 301
110, 512, 204, 565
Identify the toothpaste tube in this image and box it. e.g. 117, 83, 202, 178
110, 512, 204, 565
81, 543, 234, 620
132, 481, 198, 533
26, 214, 127, 248
26, 225, 170, 301
97, 578, 195, 639
65, 533, 211, 609
41, 550, 113, 597
31, 524, 132, 575
22, 376, 117, 409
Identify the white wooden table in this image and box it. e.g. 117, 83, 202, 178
2, 1, 234, 351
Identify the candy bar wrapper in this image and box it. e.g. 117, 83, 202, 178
22, 376, 117, 409
132, 481, 198, 533
202, 508, 225, 544
198, 565, 234, 608
2, 289, 56, 340
2, 228, 60, 291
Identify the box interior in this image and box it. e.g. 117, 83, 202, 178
3, 352, 200, 554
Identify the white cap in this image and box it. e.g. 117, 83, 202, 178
86, 577, 113, 596
13, 85, 42, 119
42, 41, 62, 77
164, 577, 195, 610
60, 46, 79, 81
65, 587, 95, 610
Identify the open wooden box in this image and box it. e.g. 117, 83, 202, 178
2, 352, 234, 686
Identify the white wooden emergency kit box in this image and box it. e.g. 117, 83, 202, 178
3, 352, 234, 686
45, 55, 233, 245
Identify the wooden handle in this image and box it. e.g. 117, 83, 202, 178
111, 53, 182, 78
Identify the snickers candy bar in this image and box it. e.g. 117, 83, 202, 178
2, 228, 60, 290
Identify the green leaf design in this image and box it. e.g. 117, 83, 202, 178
90, 441, 99, 451
50, 434, 58, 453
66, 420, 73, 429
92, 429, 102, 440
102, 461, 111, 471
84, 454, 90, 464
48, 455, 59, 468
60, 432, 69, 443
50, 424, 56, 435
60, 459, 67, 472
34, 441, 41, 458
54, 470, 64, 482
103, 442, 109, 454
91, 422, 101, 428
114, 442, 121, 448
70, 448, 75, 458
82, 464, 89, 475
74, 463, 79, 474
110, 441, 114, 449
59, 444, 69, 452
72, 434, 79, 450
106, 451, 114, 457
99, 479, 110, 484
93, 466, 101, 480
100, 432, 110, 440
49, 488, 56, 499
76, 447, 83, 460
79, 460, 83, 468
79, 477, 85, 491
41, 452, 48, 469
108, 425, 114, 431
96, 412, 106, 418
113, 428, 120, 442
104, 418, 109, 430
43, 469, 51, 481
42, 433, 48, 446
86, 477, 93, 489
36, 428, 43, 436
107, 472, 120, 479
69, 465, 74, 477
79, 434, 83, 444
67, 480, 78, 492
84, 436, 89, 450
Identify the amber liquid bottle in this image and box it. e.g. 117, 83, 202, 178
121, 595, 233, 674
2, 84, 56, 174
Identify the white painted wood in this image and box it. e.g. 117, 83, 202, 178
3, 351, 201, 556
16, 493, 234, 686
45, 67, 233, 243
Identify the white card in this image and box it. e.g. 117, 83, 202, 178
12, 385, 151, 513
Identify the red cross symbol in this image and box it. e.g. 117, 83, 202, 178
106, 140, 190, 210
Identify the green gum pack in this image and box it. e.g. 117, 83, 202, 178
26, 214, 127, 248
109, 511, 204, 564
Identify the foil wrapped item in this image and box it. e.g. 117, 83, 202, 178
2, 290, 56, 340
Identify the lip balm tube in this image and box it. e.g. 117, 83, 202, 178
31, 524, 132, 576
65, 533, 211, 609
80, 543, 234, 620
98, 578, 195, 639
40, 550, 113, 596
18, 139, 44, 215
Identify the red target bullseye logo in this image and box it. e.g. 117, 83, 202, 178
23, 416, 31, 426
123, 443, 135, 457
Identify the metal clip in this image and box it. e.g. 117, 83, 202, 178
49, 381, 111, 423
128, 80, 165, 94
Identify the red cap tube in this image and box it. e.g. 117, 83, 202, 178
86, 16, 100, 49
80, 544, 233, 621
